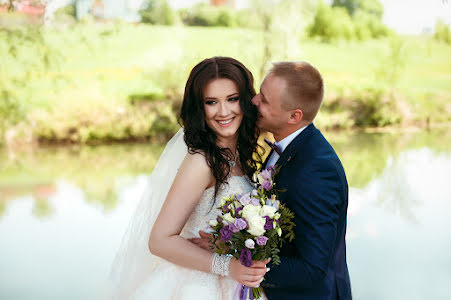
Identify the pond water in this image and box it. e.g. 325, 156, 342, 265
1, 129, 450, 300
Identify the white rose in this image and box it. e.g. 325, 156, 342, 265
260, 205, 277, 218
209, 219, 218, 227
223, 213, 235, 224
245, 239, 255, 249
242, 204, 261, 221
247, 215, 266, 236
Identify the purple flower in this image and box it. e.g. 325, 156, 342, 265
238, 193, 251, 206
239, 248, 253, 267
251, 189, 258, 197
250, 197, 260, 206
222, 205, 230, 213
234, 218, 248, 230
220, 226, 233, 242
264, 216, 273, 230
229, 222, 240, 233
262, 180, 273, 191
256, 236, 269, 246
260, 169, 272, 181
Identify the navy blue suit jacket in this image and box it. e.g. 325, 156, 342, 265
261, 123, 352, 300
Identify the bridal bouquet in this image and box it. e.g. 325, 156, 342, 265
209, 166, 295, 300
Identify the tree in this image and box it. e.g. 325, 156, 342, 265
251, 0, 317, 79
139, 0, 176, 25
307, 2, 354, 42
434, 19, 451, 44
332, 0, 383, 18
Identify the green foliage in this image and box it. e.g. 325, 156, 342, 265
26, 100, 179, 144
180, 4, 236, 27
353, 11, 391, 39
0, 26, 61, 143
434, 20, 451, 44
54, 4, 76, 18
307, 2, 355, 42
1, 24, 449, 145
234, 9, 264, 29
332, 0, 384, 18
375, 37, 406, 87
350, 89, 402, 127
0, 89, 24, 143
320, 87, 403, 128
308, 0, 389, 42
139, 0, 177, 25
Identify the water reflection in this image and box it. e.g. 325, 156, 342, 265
346, 148, 451, 299
0, 143, 164, 217
0, 176, 148, 300
1, 130, 451, 299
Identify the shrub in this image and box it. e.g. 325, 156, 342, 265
434, 20, 451, 44
321, 88, 403, 128
0, 89, 24, 144
308, 1, 390, 42
139, 0, 177, 25
180, 4, 236, 27
307, 2, 355, 42
235, 9, 263, 29
16, 99, 179, 144
347, 88, 402, 127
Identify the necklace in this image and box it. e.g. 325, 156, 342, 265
228, 149, 238, 168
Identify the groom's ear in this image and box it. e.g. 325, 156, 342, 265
287, 109, 303, 125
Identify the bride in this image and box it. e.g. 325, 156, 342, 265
106, 57, 269, 299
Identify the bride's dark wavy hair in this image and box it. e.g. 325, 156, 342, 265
179, 56, 262, 199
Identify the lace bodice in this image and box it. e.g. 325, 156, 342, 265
181, 175, 254, 239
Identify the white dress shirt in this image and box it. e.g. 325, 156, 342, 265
266, 125, 308, 168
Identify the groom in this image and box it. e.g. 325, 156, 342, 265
253, 61, 352, 300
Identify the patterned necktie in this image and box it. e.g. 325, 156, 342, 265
264, 139, 282, 155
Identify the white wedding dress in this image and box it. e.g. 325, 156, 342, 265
106, 128, 267, 300
131, 175, 258, 300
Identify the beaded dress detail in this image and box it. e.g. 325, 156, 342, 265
131, 175, 267, 300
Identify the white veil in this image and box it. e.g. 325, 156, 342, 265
104, 128, 187, 299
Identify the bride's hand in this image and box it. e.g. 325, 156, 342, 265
229, 258, 270, 287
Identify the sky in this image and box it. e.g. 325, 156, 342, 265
169, 0, 451, 35
380, 0, 451, 34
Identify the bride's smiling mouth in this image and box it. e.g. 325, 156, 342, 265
216, 117, 235, 127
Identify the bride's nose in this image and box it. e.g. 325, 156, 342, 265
218, 101, 231, 117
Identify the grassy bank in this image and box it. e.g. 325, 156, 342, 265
1, 22, 450, 145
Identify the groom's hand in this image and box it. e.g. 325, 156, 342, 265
187, 230, 216, 252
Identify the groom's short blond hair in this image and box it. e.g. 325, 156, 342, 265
268, 61, 324, 122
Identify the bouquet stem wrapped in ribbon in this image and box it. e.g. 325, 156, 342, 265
209, 166, 295, 300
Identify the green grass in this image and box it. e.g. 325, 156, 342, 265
1, 22, 450, 144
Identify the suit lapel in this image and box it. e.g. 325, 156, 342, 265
275, 123, 316, 169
